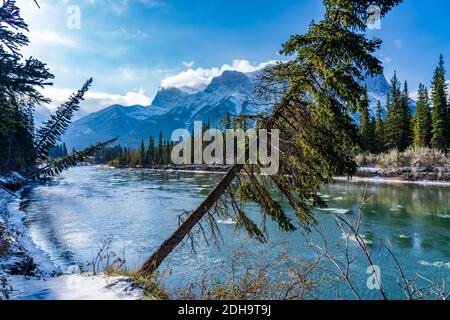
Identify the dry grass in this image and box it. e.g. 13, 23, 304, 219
86, 237, 169, 300
356, 147, 450, 169
173, 244, 320, 300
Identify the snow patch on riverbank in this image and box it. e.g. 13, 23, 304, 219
334, 176, 450, 187
1, 186, 145, 300
2, 192, 58, 276
8, 274, 144, 300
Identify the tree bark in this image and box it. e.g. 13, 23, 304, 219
138, 163, 244, 276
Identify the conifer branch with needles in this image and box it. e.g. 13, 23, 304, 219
34, 78, 93, 163
28, 138, 118, 179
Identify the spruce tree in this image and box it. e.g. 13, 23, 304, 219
384, 94, 392, 149
375, 101, 385, 153
1, 1, 116, 179
34, 79, 93, 163
400, 81, 413, 150
224, 112, 232, 130
147, 136, 155, 165
139, 139, 145, 166
157, 131, 163, 165
431, 54, 448, 149
0, 0, 53, 171
385, 73, 402, 150
384, 74, 412, 151
367, 117, 378, 153
413, 84, 432, 148
358, 87, 371, 152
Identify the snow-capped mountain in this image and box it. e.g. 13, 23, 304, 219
165, 71, 266, 125
63, 71, 392, 149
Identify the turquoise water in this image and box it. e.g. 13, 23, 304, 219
20, 166, 450, 299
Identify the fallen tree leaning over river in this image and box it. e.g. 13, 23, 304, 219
138, 0, 404, 277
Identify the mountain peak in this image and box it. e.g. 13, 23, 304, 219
363, 74, 390, 95
205, 70, 252, 93
151, 86, 190, 109
65, 72, 394, 149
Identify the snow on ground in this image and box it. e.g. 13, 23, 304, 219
1, 182, 145, 300
8, 274, 144, 300
1, 190, 58, 276
334, 175, 450, 187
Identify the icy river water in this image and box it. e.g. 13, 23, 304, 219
19, 166, 450, 299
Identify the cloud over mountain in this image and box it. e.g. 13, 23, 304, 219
160, 59, 277, 93
41, 87, 152, 113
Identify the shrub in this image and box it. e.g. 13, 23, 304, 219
357, 148, 450, 169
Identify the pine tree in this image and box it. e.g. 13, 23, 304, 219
164, 140, 171, 164
146, 136, 155, 165
413, 84, 432, 147
224, 112, 232, 130
375, 101, 385, 153
157, 131, 163, 165
0, 1, 116, 179
400, 81, 413, 150
358, 87, 371, 152
0, 0, 53, 172
139, 139, 145, 166
431, 54, 448, 149
34, 79, 93, 163
385, 73, 402, 150
367, 117, 378, 153
384, 73, 412, 151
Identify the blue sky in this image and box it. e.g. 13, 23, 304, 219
17, 0, 450, 112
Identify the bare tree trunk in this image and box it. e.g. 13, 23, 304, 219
138, 164, 244, 276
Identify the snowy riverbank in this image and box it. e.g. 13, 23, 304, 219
108, 163, 450, 183
354, 166, 450, 184
0, 176, 145, 300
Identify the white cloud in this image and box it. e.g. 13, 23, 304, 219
42, 87, 151, 112
29, 30, 77, 47
161, 59, 277, 92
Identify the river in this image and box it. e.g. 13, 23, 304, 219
19, 166, 450, 299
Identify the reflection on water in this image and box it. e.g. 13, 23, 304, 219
20, 166, 450, 299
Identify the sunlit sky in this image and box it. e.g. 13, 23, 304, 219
16, 0, 450, 111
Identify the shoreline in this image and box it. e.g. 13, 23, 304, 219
107, 164, 450, 186
334, 176, 450, 187
0, 180, 145, 300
